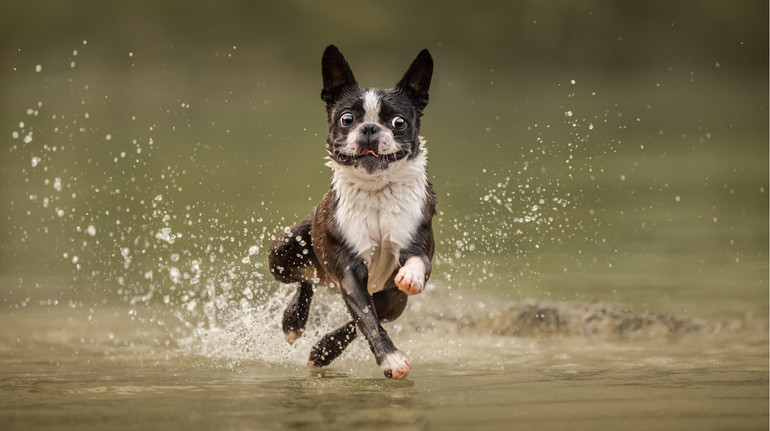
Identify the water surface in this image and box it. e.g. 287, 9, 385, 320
1, 294, 767, 431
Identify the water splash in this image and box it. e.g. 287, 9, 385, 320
7, 46, 727, 370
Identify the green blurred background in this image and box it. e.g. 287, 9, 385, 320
1, 1, 767, 319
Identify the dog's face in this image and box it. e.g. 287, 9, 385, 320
321, 46, 433, 174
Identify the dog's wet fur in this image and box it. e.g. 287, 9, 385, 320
268, 45, 435, 379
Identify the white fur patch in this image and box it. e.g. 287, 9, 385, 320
328, 144, 429, 293
362, 89, 381, 123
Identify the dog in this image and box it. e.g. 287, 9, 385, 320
268, 45, 435, 379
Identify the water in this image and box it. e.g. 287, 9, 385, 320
2, 2, 768, 430
1, 292, 767, 430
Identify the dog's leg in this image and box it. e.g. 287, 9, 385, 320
307, 320, 357, 367
339, 260, 411, 379
270, 214, 329, 344
306, 287, 407, 367
282, 282, 314, 344
372, 287, 408, 322
306, 287, 407, 368
395, 216, 435, 296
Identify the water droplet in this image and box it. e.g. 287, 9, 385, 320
155, 227, 175, 244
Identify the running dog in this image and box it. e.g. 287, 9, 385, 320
269, 45, 435, 379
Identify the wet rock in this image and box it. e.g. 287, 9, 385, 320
405, 289, 740, 340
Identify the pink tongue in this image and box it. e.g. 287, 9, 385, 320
363, 150, 378, 157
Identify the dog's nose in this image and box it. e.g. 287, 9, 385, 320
362, 123, 381, 137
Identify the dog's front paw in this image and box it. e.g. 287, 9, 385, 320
395, 257, 425, 295
380, 350, 411, 379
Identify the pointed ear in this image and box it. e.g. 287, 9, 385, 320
395, 49, 433, 110
321, 45, 358, 106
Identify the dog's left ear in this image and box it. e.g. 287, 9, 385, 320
396, 49, 433, 111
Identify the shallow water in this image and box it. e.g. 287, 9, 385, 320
1, 292, 767, 431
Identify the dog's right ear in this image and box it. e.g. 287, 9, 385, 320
321, 45, 358, 107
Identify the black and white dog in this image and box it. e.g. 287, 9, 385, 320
268, 45, 435, 379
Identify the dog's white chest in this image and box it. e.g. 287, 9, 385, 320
330, 153, 428, 293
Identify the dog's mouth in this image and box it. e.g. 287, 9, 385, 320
335, 149, 410, 165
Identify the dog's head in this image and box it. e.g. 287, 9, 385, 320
321, 45, 433, 175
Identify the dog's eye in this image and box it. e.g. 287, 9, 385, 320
392, 116, 406, 130
340, 113, 354, 127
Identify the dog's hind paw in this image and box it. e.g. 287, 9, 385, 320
285, 330, 303, 344
380, 350, 411, 379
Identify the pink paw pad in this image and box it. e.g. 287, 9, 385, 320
380, 350, 412, 379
